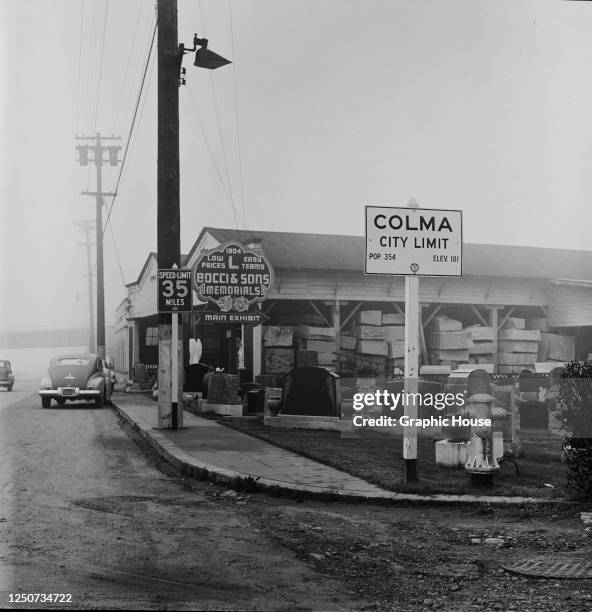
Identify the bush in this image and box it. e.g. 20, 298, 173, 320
554, 361, 592, 438
563, 439, 592, 500
554, 361, 592, 499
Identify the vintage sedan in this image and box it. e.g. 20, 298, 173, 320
39, 354, 114, 408
0, 360, 14, 391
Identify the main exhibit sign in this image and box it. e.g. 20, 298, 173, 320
192, 242, 274, 324
365, 205, 462, 276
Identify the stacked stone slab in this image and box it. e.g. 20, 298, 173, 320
384, 320, 405, 360
340, 334, 357, 351
497, 317, 541, 373
276, 314, 326, 326
538, 333, 575, 362
262, 325, 294, 374
353, 310, 388, 359
293, 325, 337, 369
427, 316, 472, 368
524, 317, 575, 362
263, 326, 293, 347
465, 325, 496, 366
525, 317, 552, 333
351, 310, 406, 363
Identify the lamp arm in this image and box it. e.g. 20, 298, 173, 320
193, 34, 208, 48
178, 35, 208, 62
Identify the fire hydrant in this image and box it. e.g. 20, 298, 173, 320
464, 393, 501, 487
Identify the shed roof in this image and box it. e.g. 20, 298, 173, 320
201, 227, 592, 281
126, 252, 189, 287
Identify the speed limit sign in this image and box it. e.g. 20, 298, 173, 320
158, 268, 193, 313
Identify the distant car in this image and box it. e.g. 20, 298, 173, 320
38, 354, 114, 408
0, 360, 14, 391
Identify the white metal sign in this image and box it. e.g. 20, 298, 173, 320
365, 205, 462, 276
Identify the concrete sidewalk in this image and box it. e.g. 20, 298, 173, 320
112, 393, 567, 505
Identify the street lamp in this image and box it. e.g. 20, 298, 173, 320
178, 35, 231, 84
193, 36, 232, 69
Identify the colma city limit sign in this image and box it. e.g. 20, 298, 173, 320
365, 202, 463, 482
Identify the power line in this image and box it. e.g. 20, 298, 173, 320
113, 26, 157, 194
112, 0, 146, 135
199, 0, 234, 209
228, 0, 247, 223
195, 0, 246, 240
209, 70, 234, 204
184, 86, 232, 202
107, 222, 127, 288
92, 0, 111, 133
184, 86, 247, 232
103, 15, 157, 233
75, 1, 84, 132
83, 0, 99, 129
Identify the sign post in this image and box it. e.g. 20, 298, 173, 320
404, 272, 420, 481
157, 266, 193, 429
171, 310, 179, 429
365, 200, 462, 482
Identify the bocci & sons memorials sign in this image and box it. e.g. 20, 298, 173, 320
192, 242, 274, 324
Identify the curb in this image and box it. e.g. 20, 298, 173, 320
112, 401, 573, 507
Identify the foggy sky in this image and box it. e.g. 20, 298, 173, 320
2, 0, 592, 333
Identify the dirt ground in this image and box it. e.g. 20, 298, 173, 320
2, 388, 591, 611
239, 493, 592, 611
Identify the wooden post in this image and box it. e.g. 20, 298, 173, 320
404, 274, 420, 481
252, 322, 262, 379
171, 312, 179, 429
158, 324, 172, 428
156, 0, 180, 428
509, 381, 520, 454
334, 300, 341, 360
488, 306, 499, 373
419, 304, 428, 367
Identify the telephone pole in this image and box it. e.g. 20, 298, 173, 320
157, 0, 181, 428
75, 219, 96, 353
75, 133, 121, 358
156, 1, 231, 428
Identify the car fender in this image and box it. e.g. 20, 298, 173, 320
86, 374, 105, 391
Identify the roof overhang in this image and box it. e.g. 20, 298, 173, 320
550, 279, 592, 288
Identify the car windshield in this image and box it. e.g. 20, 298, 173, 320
56, 358, 89, 366
0, 361, 9, 368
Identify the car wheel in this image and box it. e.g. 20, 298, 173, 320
41, 397, 51, 409
94, 394, 104, 409
57, 398, 66, 406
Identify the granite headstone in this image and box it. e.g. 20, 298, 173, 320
184, 363, 211, 392
280, 366, 340, 417
207, 373, 241, 405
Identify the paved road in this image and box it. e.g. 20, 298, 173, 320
3, 383, 591, 611
0, 378, 39, 412
0, 388, 362, 610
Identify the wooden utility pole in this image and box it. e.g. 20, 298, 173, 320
75, 219, 96, 353
157, 0, 182, 429
76, 133, 121, 358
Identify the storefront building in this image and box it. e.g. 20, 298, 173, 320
113, 227, 592, 381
